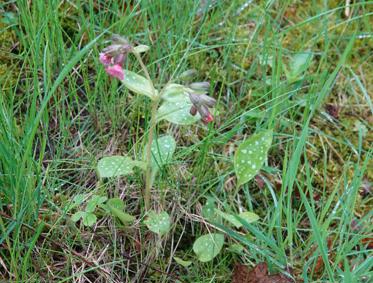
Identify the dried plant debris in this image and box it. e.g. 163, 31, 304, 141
232, 263, 293, 283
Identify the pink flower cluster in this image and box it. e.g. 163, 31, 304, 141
99, 53, 125, 80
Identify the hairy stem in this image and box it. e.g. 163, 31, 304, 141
133, 51, 158, 210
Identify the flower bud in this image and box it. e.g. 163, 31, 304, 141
189, 81, 210, 91
179, 69, 197, 79
199, 94, 216, 108
188, 92, 216, 124
190, 105, 197, 116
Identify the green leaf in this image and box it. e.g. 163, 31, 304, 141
73, 194, 86, 206
67, 194, 86, 211
146, 135, 176, 169
132, 160, 147, 171
215, 209, 242, 228
202, 197, 216, 220
157, 84, 200, 125
106, 198, 125, 210
193, 233, 224, 262
133, 44, 150, 53
227, 243, 244, 254
144, 211, 171, 236
174, 256, 192, 267
97, 156, 135, 178
213, 209, 259, 228
238, 211, 259, 225
234, 130, 273, 186
107, 204, 135, 225
82, 213, 97, 227
292, 52, 312, 75
86, 195, 107, 213
121, 70, 156, 99
286, 52, 312, 82
71, 211, 85, 222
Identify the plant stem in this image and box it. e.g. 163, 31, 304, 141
133, 51, 158, 210
144, 99, 159, 210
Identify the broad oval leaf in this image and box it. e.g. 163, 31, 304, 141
193, 233, 224, 262
133, 44, 150, 53
202, 197, 216, 220
234, 130, 273, 186
238, 211, 259, 225
157, 84, 200, 125
144, 211, 171, 236
121, 70, 156, 99
97, 156, 134, 178
146, 135, 176, 169
106, 198, 125, 210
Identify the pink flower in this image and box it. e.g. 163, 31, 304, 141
99, 53, 111, 66
202, 113, 214, 124
99, 36, 131, 80
105, 64, 124, 80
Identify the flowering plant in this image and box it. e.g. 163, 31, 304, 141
96, 35, 216, 210
72, 35, 273, 263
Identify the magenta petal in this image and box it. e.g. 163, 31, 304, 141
105, 64, 124, 80
99, 53, 112, 66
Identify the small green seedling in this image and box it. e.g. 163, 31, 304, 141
71, 194, 134, 227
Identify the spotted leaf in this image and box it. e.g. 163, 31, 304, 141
193, 233, 224, 262
144, 211, 171, 236
121, 70, 157, 100
234, 130, 273, 186
146, 135, 176, 169
157, 84, 200, 125
97, 156, 134, 178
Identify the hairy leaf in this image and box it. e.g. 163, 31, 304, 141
193, 233, 224, 262
144, 211, 171, 236
234, 130, 273, 186
97, 156, 134, 178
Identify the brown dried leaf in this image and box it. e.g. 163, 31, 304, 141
325, 104, 340, 119
255, 175, 265, 189
232, 263, 293, 283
